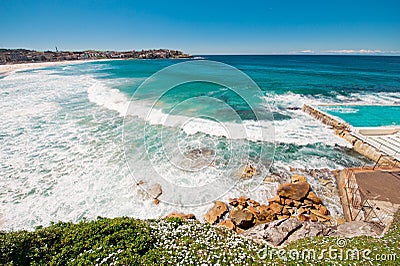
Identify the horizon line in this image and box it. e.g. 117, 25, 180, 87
2, 47, 400, 56
195, 53, 400, 56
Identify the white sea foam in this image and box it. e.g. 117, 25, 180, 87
86, 82, 351, 146
274, 115, 351, 147
0, 65, 376, 231
334, 91, 400, 105
0, 69, 152, 230
0, 68, 247, 230
87, 82, 130, 116
266, 90, 400, 108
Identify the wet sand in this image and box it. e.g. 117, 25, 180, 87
0, 59, 114, 77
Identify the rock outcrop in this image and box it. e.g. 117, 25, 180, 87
165, 212, 196, 220
273, 176, 332, 223
239, 164, 257, 179
185, 148, 215, 159
331, 221, 383, 238
276, 181, 310, 200
210, 175, 333, 233
147, 183, 162, 205
204, 201, 229, 225
242, 218, 383, 247
228, 196, 275, 231
229, 209, 255, 229
217, 219, 236, 230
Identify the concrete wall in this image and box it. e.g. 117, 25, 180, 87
303, 104, 399, 167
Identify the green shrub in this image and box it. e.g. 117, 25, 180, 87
0, 217, 156, 265
0, 213, 399, 265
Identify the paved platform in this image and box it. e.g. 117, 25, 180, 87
338, 168, 400, 228
355, 169, 400, 204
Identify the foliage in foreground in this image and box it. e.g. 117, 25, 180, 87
0, 217, 157, 265
0, 213, 399, 265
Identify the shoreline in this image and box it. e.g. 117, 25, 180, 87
0, 57, 192, 77
0, 59, 116, 77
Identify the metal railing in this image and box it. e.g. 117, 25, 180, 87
342, 168, 394, 227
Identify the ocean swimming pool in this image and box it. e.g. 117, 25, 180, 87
319, 105, 400, 127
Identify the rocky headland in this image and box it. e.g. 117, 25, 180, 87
0, 48, 192, 65
165, 173, 384, 247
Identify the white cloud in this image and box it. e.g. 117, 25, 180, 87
288, 49, 400, 55
323, 49, 383, 54
277, 49, 400, 55
288, 50, 315, 54
299, 50, 315, 54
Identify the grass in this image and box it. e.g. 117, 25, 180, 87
1, 213, 399, 265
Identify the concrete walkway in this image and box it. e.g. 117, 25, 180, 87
353, 128, 400, 162
338, 168, 400, 228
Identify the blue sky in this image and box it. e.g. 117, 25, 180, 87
1, 0, 399, 54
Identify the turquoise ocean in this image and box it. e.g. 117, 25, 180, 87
1, 55, 400, 230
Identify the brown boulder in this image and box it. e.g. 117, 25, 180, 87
277, 214, 291, 220
248, 199, 260, 207
256, 205, 276, 223
297, 207, 307, 214
284, 198, 294, 206
240, 164, 257, 179
247, 206, 260, 216
147, 183, 162, 199
253, 205, 275, 224
257, 211, 276, 223
310, 209, 331, 222
230, 209, 255, 229
205, 201, 229, 225
309, 213, 318, 222
282, 207, 291, 215
237, 196, 249, 207
263, 211, 276, 223
297, 213, 309, 222
264, 174, 280, 183
236, 227, 245, 234
165, 212, 196, 220
257, 204, 270, 213
269, 202, 284, 214
277, 182, 310, 200
217, 219, 236, 230
303, 199, 314, 206
268, 195, 283, 204
306, 191, 323, 204
228, 198, 239, 207
291, 174, 307, 183
318, 205, 330, 215
185, 148, 215, 159
293, 200, 302, 208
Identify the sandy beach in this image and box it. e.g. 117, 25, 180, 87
0, 59, 113, 77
